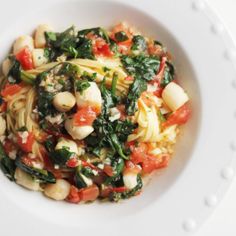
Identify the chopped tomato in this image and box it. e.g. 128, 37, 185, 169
142, 154, 170, 174
129, 142, 170, 174
162, 104, 191, 128
15, 46, 34, 70
93, 37, 113, 57
21, 155, 34, 167
0, 100, 7, 112
111, 186, 128, 193
67, 185, 81, 204
66, 158, 79, 168
110, 23, 132, 46
148, 42, 164, 57
3, 139, 17, 155
79, 185, 99, 202
154, 56, 167, 82
81, 160, 99, 171
116, 104, 126, 120
124, 76, 134, 81
17, 131, 35, 153
103, 164, 114, 177
1, 83, 23, 98
100, 186, 113, 198
73, 106, 97, 126
124, 161, 141, 175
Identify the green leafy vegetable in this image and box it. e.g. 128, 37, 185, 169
131, 35, 147, 52
0, 143, 16, 181
109, 175, 143, 201
76, 37, 94, 59
105, 157, 124, 184
160, 61, 175, 87
121, 54, 160, 115
126, 77, 147, 115
111, 72, 118, 97
50, 148, 75, 166
7, 57, 21, 84
75, 79, 90, 93
15, 157, 56, 183
77, 27, 110, 43
114, 31, 128, 42
20, 71, 36, 84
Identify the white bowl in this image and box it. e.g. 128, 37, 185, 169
0, 0, 236, 235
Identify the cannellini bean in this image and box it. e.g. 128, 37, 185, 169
55, 137, 79, 154
0, 116, 6, 136
75, 82, 102, 109
32, 48, 48, 67
35, 24, 53, 48
162, 82, 189, 111
14, 168, 41, 191
65, 118, 94, 140
13, 35, 34, 54
2, 58, 11, 76
53, 91, 76, 112
44, 179, 71, 201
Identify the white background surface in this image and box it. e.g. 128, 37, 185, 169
198, 0, 236, 235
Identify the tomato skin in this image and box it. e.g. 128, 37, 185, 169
73, 106, 97, 126
103, 164, 114, 177
66, 158, 79, 168
124, 161, 141, 175
92, 37, 113, 57
162, 104, 191, 128
1, 83, 23, 98
17, 132, 35, 153
3, 139, 17, 155
79, 185, 99, 202
130, 143, 148, 164
0, 100, 7, 112
15, 46, 34, 70
67, 185, 81, 204
111, 186, 128, 193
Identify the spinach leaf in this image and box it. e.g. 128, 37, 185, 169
121, 55, 160, 81
37, 88, 55, 118
131, 35, 147, 52
15, 157, 56, 183
121, 55, 160, 115
0, 143, 16, 181
76, 37, 94, 59
160, 61, 175, 87
111, 72, 118, 97
50, 148, 74, 166
77, 27, 110, 43
114, 31, 128, 42
105, 157, 124, 184
7, 57, 21, 84
125, 77, 147, 115
109, 175, 143, 202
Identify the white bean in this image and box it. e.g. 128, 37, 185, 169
55, 137, 79, 154
0, 116, 6, 136
162, 82, 189, 111
13, 35, 34, 54
14, 168, 41, 191
32, 48, 48, 67
2, 58, 11, 76
35, 24, 53, 48
65, 118, 94, 140
53, 91, 76, 112
75, 82, 102, 109
44, 179, 71, 201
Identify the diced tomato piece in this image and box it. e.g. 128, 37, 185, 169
15, 46, 34, 70
17, 131, 35, 153
79, 185, 99, 202
1, 83, 23, 98
3, 139, 17, 155
67, 185, 81, 204
81, 160, 99, 171
21, 155, 34, 167
73, 106, 97, 126
0, 100, 7, 112
130, 142, 148, 164
142, 154, 170, 174
66, 158, 79, 168
103, 164, 114, 177
148, 42, 164, 57
162, 104, 191, 128
124, 161, 141, 175
94, 43, 113, 57
111, 186, 128, 193
100, 186, 113, 198
124, 76, 134, 81
110, 23, 133, 45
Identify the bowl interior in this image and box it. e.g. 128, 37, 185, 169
0, 0, 201, 227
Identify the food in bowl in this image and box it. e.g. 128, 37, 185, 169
0, 23, 190, 203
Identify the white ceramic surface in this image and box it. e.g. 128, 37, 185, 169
0, 0, 235, 235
